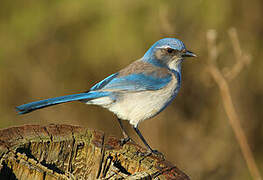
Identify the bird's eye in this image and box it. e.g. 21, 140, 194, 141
166, 48, 174, 53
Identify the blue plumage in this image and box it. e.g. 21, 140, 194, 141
16, 38, 196, 155
16, 92, 111, 114
90, 73, 119, 91
98, 73, 172, 91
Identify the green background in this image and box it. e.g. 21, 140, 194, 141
0, 0, 262, 179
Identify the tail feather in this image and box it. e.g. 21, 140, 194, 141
16, 91, 110, 114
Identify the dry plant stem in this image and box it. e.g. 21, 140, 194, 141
206, 29, 262, 180
224, 28, 251, 81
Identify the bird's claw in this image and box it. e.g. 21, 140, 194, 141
137, 149, 165, 160
119, 137, 131, 146
151, 150, 165, 159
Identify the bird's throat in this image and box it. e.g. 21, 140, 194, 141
168, 59, 182, 72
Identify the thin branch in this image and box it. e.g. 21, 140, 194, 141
223, 28, 252, 81
206, 29, 262, 180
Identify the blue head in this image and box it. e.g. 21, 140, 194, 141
142, 38, 196, 70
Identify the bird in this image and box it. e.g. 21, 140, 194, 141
16, 38, 196, 156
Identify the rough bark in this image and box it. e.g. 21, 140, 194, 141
0, 124, 190, 180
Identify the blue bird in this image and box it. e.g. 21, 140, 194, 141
16, 38, 196, 155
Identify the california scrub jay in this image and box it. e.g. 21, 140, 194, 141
16, 38, 196, 155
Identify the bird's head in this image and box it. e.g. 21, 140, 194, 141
143, 38, 196, 71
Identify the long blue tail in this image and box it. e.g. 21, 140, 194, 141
16, 91, 110, 114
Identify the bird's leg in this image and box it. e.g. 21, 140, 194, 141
117, 118, 131, 145
133, 126, 164, 158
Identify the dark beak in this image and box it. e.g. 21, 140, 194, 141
182, 50, 197, 58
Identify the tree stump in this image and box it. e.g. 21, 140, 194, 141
0, 124, 190, 180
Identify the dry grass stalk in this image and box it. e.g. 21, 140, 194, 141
206, 29, 261, 180
223, 28, 252, 81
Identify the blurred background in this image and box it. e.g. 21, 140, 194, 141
0, 0, 262, 179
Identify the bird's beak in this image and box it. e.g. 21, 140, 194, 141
182, 50, 197, 58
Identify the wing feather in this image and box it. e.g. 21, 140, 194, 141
90, 61, 172, 92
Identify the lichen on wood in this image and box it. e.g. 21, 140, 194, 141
0, 124, 190, 180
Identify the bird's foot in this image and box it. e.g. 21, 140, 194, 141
138, 149, 165, 160
150, 149, 165, 159
119, 137, 131, 146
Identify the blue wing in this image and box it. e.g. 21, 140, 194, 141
90, 73, 172, 92
90, 73, 118, 91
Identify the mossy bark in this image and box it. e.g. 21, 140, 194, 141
0, 124, 190, 180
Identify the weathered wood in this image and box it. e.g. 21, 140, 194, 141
0, 124, 190, 180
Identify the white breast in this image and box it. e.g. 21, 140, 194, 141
105, 73, 180, 127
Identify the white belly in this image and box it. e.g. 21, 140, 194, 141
103, 75, 180, 127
